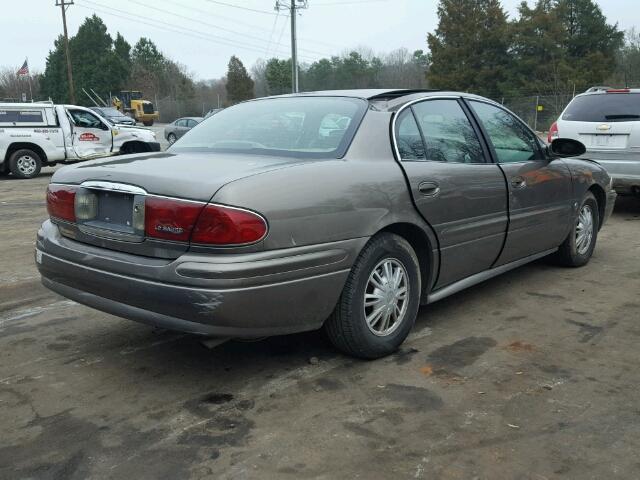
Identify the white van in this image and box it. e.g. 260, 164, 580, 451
549, 87, 640, 196
0, 102, 159, 179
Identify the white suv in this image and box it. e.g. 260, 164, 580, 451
550, 87, 640, 196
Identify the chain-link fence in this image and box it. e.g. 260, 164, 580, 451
493, 94, 576, 133
154, 97, 222, 123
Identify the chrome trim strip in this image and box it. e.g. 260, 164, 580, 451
80, 181, 147, 195
427, 248, 557, 304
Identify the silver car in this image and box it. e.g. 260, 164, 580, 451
550, 87, 640, 196
36, 90, 616, 358
164, 116, 203, 145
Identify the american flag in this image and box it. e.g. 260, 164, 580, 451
17, 59, 29, 77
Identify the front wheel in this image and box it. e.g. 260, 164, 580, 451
167, 133, 177, 145
555, 191, 599, 267
324, 233, 422, 359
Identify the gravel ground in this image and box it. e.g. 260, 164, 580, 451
1, 171, 639, 479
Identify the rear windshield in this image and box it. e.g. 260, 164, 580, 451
562, 93, 640, 122
169, 97, 367, 159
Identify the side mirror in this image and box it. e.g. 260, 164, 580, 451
550, 138, 586, 157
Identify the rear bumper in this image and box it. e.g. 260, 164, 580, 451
593, 157, 640, 195
36, 220, 365, 337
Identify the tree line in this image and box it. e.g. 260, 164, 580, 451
1, 0, 639, 119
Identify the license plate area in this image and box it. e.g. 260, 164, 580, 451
78, 190, 146, 242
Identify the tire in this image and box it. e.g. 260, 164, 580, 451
8, 149, 42, 179
143, 120, 154, 127
324, 233, 422, 359
167, 133, 177, 145
555, 191, 599, 267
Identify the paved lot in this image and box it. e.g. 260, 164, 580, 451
1, 170, 639, 479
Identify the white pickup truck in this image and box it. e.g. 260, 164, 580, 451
0, 102, 160, 179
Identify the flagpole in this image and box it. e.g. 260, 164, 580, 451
26, 58, 33, 102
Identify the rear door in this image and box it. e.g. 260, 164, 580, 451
67, 108, 113, 159
175, 119, 188, 138
394, 98, 508, 288
468, 100, 573, 266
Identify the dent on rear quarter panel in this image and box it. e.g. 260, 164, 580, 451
211, 110, 435, 250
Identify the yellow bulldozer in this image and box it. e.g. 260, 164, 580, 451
112, 91, 159, 126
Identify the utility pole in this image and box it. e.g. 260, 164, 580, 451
56, 0, 76, 104
275, 0, 308, 93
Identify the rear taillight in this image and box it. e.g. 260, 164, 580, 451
548, 121, 559, 143
46, 185, 77, 222
606, 88, 630, 93
144, 197, 204, 242
192, 204, 267, 245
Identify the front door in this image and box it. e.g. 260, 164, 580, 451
467, 100, 573, 266
395, 98, 508, 288
68, 108, 113, 159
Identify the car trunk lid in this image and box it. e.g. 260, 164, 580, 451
49, 151, 304, 257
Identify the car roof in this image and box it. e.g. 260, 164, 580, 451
252, 89, 500, 111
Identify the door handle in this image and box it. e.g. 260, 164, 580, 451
418, 181, 440, 197
511, 176, 527, 189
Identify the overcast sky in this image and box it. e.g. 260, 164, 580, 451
2, 0, 638, 80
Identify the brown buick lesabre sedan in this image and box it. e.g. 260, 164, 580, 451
36, 89, 616, 358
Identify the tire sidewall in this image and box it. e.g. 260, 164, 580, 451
168, 133, 176, 144
569, 194, 599, 266
346, 235, 421, 355
9, 149, 42, 179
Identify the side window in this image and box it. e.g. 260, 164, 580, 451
412, 100, 485, 163
470, 101, 543, 163
69, 110, 103, 129
186, 119, 197, 128
175, 119, 186, 127
395, 109, 425, 160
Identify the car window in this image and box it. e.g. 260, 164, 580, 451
175, 119, 186, 127
412, 100, 485, 163
170, 97, 367, 159
470, 101, 542, 163
68, 109, 104, 129
562, 93, 640, 122
395, 109, 425, 160
186, 119, 198, 128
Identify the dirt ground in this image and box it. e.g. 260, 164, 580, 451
1, 168, 639, 480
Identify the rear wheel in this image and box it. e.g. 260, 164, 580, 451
555, 191, 599, 267
9, 149, 42, 179
324, 233, 421, 359
143, 120, 154, 126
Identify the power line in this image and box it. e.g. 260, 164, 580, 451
75, 0, 318, 61
265, 12, 281, 58
126, 0, 332, 57
201, 0, 279, 16
313, 0, 390, 4
155, 0, 343, 50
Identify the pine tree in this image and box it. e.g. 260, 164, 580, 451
225, 56, 254, 104
427, 0, 510, 97
40, 15, 132, 104
265, 58, 291, 95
